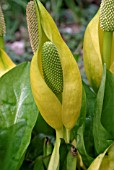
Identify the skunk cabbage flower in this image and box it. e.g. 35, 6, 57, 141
83, 0, 114, 92
0, 6, 15, 77
28, 0, 82, 131
27, 1, 82, 169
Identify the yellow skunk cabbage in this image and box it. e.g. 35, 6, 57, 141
83, 0, 114, 92
28, 1, 82, 169
0, 6, 15, 77
88, 142, 114, 170
28, 0, 82, 131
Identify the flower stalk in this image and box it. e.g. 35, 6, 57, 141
100, 0, 114, 69
102, 32, 113, 69
0, 6, 6, 49
48, 128, 63, 170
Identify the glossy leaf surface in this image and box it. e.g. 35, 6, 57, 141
74, 85, 95, 167
0, 62, 38, 170
93, 65, 113, 155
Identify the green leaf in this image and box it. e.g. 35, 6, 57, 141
0, 62, 38, 170
72, 85, 95, 167
33, 156, 44, 170
101, 70, 114, 137
83, 82, 96, 158
93, 65, 113, 155
59, 139, 69, 170
25, 113, 55, 161
34, 113, 55, 136
59, 139, 74, 170
33, 155, 51, 170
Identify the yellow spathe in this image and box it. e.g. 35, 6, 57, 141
30, 0, 82, 130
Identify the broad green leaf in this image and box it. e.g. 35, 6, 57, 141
101, 70, 114, 137
0, 62, 38, 170
93, 65, 113, 155
0, 48, 15, 77
83, 83, 96, 158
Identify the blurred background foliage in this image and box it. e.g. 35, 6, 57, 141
0, 0, 101, 79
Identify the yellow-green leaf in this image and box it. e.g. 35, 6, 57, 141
0, 48, 15, 77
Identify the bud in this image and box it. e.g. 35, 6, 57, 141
0, 6, 6, 36
66, 145, 78, 170
26, 1, 39, 53
43, 137, 53, 156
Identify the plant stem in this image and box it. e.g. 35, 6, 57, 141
102, 31, 113, 69
0, 36, 5, 49
48, 127, 63, 170
66, 128, 70, 143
